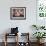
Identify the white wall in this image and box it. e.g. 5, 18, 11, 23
0, 0, 37, 42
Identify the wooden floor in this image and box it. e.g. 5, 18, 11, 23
0, 42, 46, 46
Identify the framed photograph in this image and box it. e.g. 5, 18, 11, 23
10, 7, 26, 20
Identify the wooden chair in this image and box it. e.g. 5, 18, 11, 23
4, 33, 18, 46
18, 33, 30, 46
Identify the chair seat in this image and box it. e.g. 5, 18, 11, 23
6, 33, 17, 36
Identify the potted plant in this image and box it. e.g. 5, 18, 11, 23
40, 26, 45, 29
32, 25, 45, 30
33, 32, 46, 43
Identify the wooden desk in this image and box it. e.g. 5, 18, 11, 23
4, 33, 18, 46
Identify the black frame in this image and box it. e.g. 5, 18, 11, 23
10, 7, 26, 20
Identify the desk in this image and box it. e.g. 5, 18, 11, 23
4, 33, 18, 46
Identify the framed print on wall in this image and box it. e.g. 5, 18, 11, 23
10, 7, 26, 20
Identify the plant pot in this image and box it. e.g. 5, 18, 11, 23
37, 39, 40, 43
37, 39, 44, 44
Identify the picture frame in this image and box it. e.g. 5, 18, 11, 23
10, 7, 26, 20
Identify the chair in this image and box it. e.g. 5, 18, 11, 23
18, 33, 30, 46
4, 27, 19, 46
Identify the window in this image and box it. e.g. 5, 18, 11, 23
37, 0, 46, 18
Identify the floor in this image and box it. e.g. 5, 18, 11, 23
0, 42, 46, 46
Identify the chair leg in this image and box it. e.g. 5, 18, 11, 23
16, 34, 18, 46
4, 41, 7, 46
4, 33, 7, 46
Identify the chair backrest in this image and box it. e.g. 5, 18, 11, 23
11, 27, 18, 34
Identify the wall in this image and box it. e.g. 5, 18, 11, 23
0, 0, 36, 42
